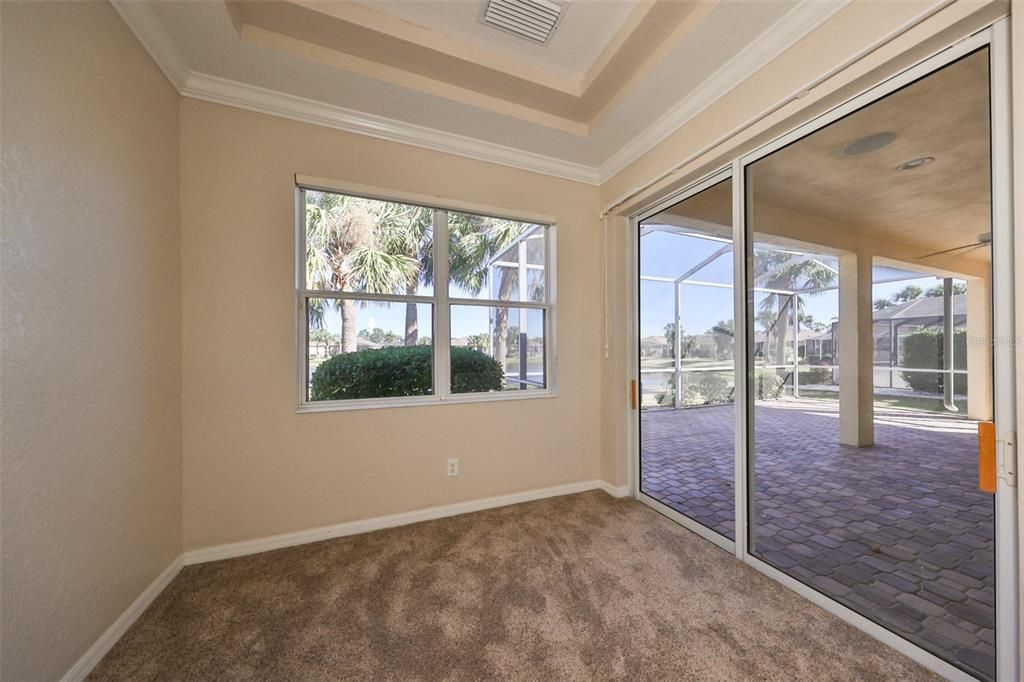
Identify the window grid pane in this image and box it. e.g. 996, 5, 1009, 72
299, 185, 552, 406
447, 212, 548, 305
305, 296, 434, 402
450, 304, 546, 394
303, 189, 434, 297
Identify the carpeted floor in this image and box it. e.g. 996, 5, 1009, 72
89, 492, 939, 681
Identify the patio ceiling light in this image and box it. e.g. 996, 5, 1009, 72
897, 156, 935, 171
842, 132, 896, 156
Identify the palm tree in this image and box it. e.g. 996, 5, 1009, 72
305, 192, 421, 352
448, 213, 531, 365
373, 204, 433, 345
754, 252, 836, 366
663, 321, 698, 360
308, 328, 338, 357
892, 284, 923, 303
306, 194, 536, 368
799, 313, 827, 333
708, 319, 734, 359
465, 333, 490, 352
925, 281, 966, 297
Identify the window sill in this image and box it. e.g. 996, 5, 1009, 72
296, 389, 558, 414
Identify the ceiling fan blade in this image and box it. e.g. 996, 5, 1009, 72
916, 241, 986, 259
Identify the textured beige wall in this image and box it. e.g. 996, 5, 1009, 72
179, 99, 602, 552
0, 2, 182, 680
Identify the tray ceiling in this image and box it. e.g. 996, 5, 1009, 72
359, 0, 638, 81
126, 0, 847, 181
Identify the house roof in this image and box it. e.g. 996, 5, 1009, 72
873, 293, 967, 321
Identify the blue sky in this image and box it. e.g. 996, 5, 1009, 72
638, 230, 956, 338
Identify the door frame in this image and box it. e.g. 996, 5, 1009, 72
627, 18, 1017, 682
630, 166, 736, 554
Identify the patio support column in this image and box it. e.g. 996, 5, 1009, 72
889, 319, 896, 389
942, 278, 958, 411
519, 240, 528, 390
674, 282, 682, 408
838, 252, 874, 447
966, 276, 993, 420
793, 293, 800, 397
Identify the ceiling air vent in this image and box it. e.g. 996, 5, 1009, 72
481, 0, 566, 45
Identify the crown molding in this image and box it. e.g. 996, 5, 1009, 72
596, 0, 851, 183
109, 0, 190, 90
112, 0, 849, 188
181, 73, 601, 185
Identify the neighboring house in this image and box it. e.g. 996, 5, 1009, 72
872, 294, 967, 365
640, 335, 670, 358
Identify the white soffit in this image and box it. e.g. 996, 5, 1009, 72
116, 0, 851, 185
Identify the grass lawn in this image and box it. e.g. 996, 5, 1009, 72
798, 389, 968, 415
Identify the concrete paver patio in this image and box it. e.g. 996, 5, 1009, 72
640, 398, 995, 680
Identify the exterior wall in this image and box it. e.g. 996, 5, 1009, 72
0, 2, 183, 680
967, 276, 994, 421
179, 99, 603, 552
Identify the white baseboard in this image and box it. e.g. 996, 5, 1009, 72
57, 481, 628, 679
185, 480, 624, 565
61, 555, 183, 682
599, 481, 631, 498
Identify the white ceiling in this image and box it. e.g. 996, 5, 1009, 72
359, 0, 639, 81
141, 0, 842, 179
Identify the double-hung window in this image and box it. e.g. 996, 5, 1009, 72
297, 179, 555, 410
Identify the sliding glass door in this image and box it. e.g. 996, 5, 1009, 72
742, 47, 999, 681
633, 20, 1017, 682
637, 173, 736, 547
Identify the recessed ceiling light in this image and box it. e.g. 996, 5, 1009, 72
897, 156, 935, 171
842, 132, 897, 156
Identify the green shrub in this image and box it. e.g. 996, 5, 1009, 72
654, 370, 784, 406
449, 347, 506, 394
798, 364, 834, 386
899, 329, 967, 394
755, 368, 785, 400
310, 345, 503, 401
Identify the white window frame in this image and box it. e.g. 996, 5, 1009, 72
295, 175, 557, 412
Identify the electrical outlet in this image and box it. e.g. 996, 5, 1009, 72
447, 458, 459, 477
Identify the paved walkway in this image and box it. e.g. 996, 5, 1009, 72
640, 399, 995, 680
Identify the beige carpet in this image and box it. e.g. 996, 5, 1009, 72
89, 492, 938, 680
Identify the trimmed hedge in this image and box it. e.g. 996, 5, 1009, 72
310, 345, 503, 401
754, 368, 785, 400
899, 328, 967, 394
449, 346, 506, 394
656, 372, 733, 407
